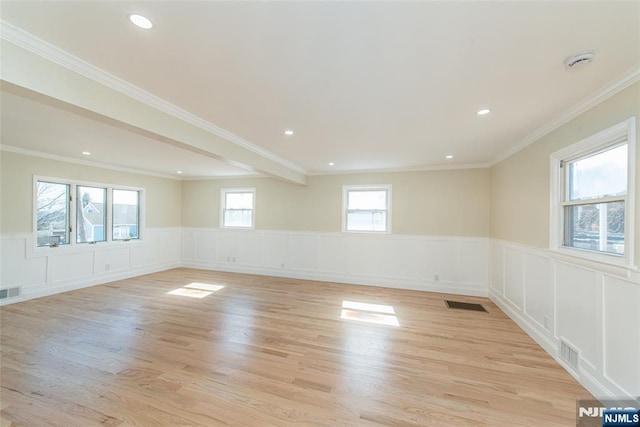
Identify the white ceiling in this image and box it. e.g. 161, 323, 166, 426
1, 1, 639, 178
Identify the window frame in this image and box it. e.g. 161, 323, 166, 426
76, 184, 108, 244
549, 117, 636, 267
112, 188, 142, 241
33, 175, 145, 250
35, 180, 71, 247
220, 187, 256, 229
342, 184, 392, 234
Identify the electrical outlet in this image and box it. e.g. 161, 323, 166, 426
281, 263, 285, 268
434, 274, 439, 282
543, 316, 550, 330
105, 264, 111, 271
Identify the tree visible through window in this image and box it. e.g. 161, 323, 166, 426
35, 177, 143, 248
563, 144, 627, 255
36, 181, 70, 247
551, 117, 635, 265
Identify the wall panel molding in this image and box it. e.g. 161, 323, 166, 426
490, 238, 640, 401
182, 228, 490, 296
0, 228, 181, 305
5, 227, 636, 402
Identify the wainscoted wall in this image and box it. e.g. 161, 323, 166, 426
4, 226, 637, 402
490, 239, 640, 401
181, 228, 489, 296
0, 228, 181, 304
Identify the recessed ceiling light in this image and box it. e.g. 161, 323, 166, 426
129, 14, 153, 30
445, 155, 454, 159
82, 151, 91, 156
476, 109, 491, 116
328, 162, 335, 166
177, 171, 183, 174
284, 129, 294, 136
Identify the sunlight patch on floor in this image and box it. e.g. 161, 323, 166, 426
342, 300, 395, 314
167, 282, 225, 298
340, 301, 399, 326
185, 282, 225, 292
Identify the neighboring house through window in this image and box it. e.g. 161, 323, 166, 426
113, 189, 140, 240
550, 117, 636, 266
34, 177, 143, 247
77, 185, 107, 243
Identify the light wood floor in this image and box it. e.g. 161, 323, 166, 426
1, 268, 591, 426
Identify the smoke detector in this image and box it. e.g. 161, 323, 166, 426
565, 51, 596, 69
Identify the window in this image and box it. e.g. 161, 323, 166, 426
36, 181, 70, 247
113, 189, 140, 240
77, 185, 107, 243
550, 118, 636, 266
343, 185, 392, 233
221, 188, 255, 228
34, 176, 144, 248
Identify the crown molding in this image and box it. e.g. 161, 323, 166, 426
307, 162, 491, 176
0, 145, 184, 180
181, 174, 266, 181
0, 20, 307, 176
491, 65, 640, 165
0, 145, 265, 180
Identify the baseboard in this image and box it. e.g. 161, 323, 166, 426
14, 262, 181, 303
489, 289, 558, 356
489, 289, 621, 401
182, 261, 488, 297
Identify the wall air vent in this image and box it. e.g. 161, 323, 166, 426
0, 286, 21, 300
559, 340, 579, 370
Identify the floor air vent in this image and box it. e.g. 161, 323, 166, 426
445, 300, 488, 312
0, 286, 21, 300
560, 340, 579, 370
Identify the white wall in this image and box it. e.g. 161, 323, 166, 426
182, 228, 489, 296
490, 239, 640, 401
0, 228, 181, 304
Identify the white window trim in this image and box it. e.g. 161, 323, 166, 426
33, 175, 145, 252
220, 187, 256, 229
342, 184, 392, 234
549, 117, 636, 268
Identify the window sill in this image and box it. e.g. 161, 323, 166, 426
29, 239, 145, 258
548, 247, 636, 278
342, 230, 392, 235
219, 226, 255, 231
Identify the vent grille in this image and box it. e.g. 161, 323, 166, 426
0, 286, 21, 300
445, 300, 488, 312
560, 340, 579, 369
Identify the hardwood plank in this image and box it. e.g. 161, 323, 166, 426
1, 268, 592, 426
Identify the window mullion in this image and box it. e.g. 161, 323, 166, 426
562, 195, 626, 207
69, 183, 75, 247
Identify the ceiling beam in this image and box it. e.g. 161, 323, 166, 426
0, 37, 306, 185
